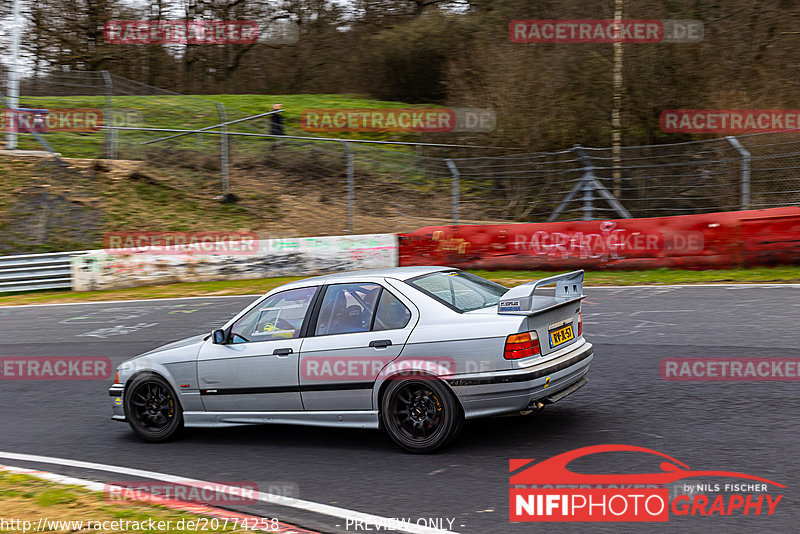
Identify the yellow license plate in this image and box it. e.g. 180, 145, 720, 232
549, 324, 575, 348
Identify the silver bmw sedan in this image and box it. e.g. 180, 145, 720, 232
109, 266, 593, 452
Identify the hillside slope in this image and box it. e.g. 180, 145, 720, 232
0, 154, 453, 255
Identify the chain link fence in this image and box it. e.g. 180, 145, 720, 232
2, 71, 799, 236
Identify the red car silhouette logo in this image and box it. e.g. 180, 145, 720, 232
510, 444, 785, 487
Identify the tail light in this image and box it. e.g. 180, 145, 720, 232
504, 331, 541, 360
577, 312, 583, 336
114, 370, 120, 384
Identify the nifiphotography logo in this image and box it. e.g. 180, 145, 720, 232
509, 444, 784, 522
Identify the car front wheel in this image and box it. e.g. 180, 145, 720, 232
124, 373, 183, 442
380, 377, 461, 453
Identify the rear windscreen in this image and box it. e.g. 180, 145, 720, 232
408, 271, 508, 312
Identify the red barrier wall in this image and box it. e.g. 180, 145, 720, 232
399, 207, 800, 270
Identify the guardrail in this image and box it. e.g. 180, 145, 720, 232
2, 234, 399, 294
2, 206, 798, 294
0, 251, 85, 293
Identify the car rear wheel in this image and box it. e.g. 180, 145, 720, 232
124, 373, 183, 442
381, 378, 461, 453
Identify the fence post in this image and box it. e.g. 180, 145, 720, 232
5, 0, 21, 150
445, 158, 460, 225
101, 71, 115, 159
342, 141, 354, 234
726, 136, 751, 210
548, 145, 631, 222
582, 179, 594, 220
573, 145, 597, 220
216, 102, 229, 196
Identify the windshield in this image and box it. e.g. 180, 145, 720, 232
408, 271, 508, 312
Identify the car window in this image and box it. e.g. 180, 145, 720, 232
408, 271, 507, 312
315, 283, 382, 336
229, 286, 317, 343
373, 289, 411, 331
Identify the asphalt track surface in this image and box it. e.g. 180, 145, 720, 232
0, 285, 798, 533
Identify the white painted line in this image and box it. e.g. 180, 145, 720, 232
0, 294, 260, 309
0, 464, 106, 491
10, 283, 800, 307
3, 282, 796, 309
0, 452, 459, 534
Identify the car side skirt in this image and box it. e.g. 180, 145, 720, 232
181, 410, 380, 429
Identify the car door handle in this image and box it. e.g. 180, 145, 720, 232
273, 348, 293, 356
369, 339, 392, 348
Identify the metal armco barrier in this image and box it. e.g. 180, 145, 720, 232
0, 251, 81, 292
399, 207, 800, 270
2, 209, 798, 294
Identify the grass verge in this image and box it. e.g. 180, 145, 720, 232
10, 93, 429, 159
0, 470, 272, 533
0, 266, 798, 306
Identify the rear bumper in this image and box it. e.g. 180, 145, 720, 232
446, 341, 593, 419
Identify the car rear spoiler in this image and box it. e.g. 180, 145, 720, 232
497, 270, 584, 316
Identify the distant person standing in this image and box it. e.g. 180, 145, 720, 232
270, 103, 285, 149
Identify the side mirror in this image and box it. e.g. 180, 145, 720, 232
211, 329, 227, 344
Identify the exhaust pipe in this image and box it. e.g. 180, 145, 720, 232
521, 400, 546, 415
